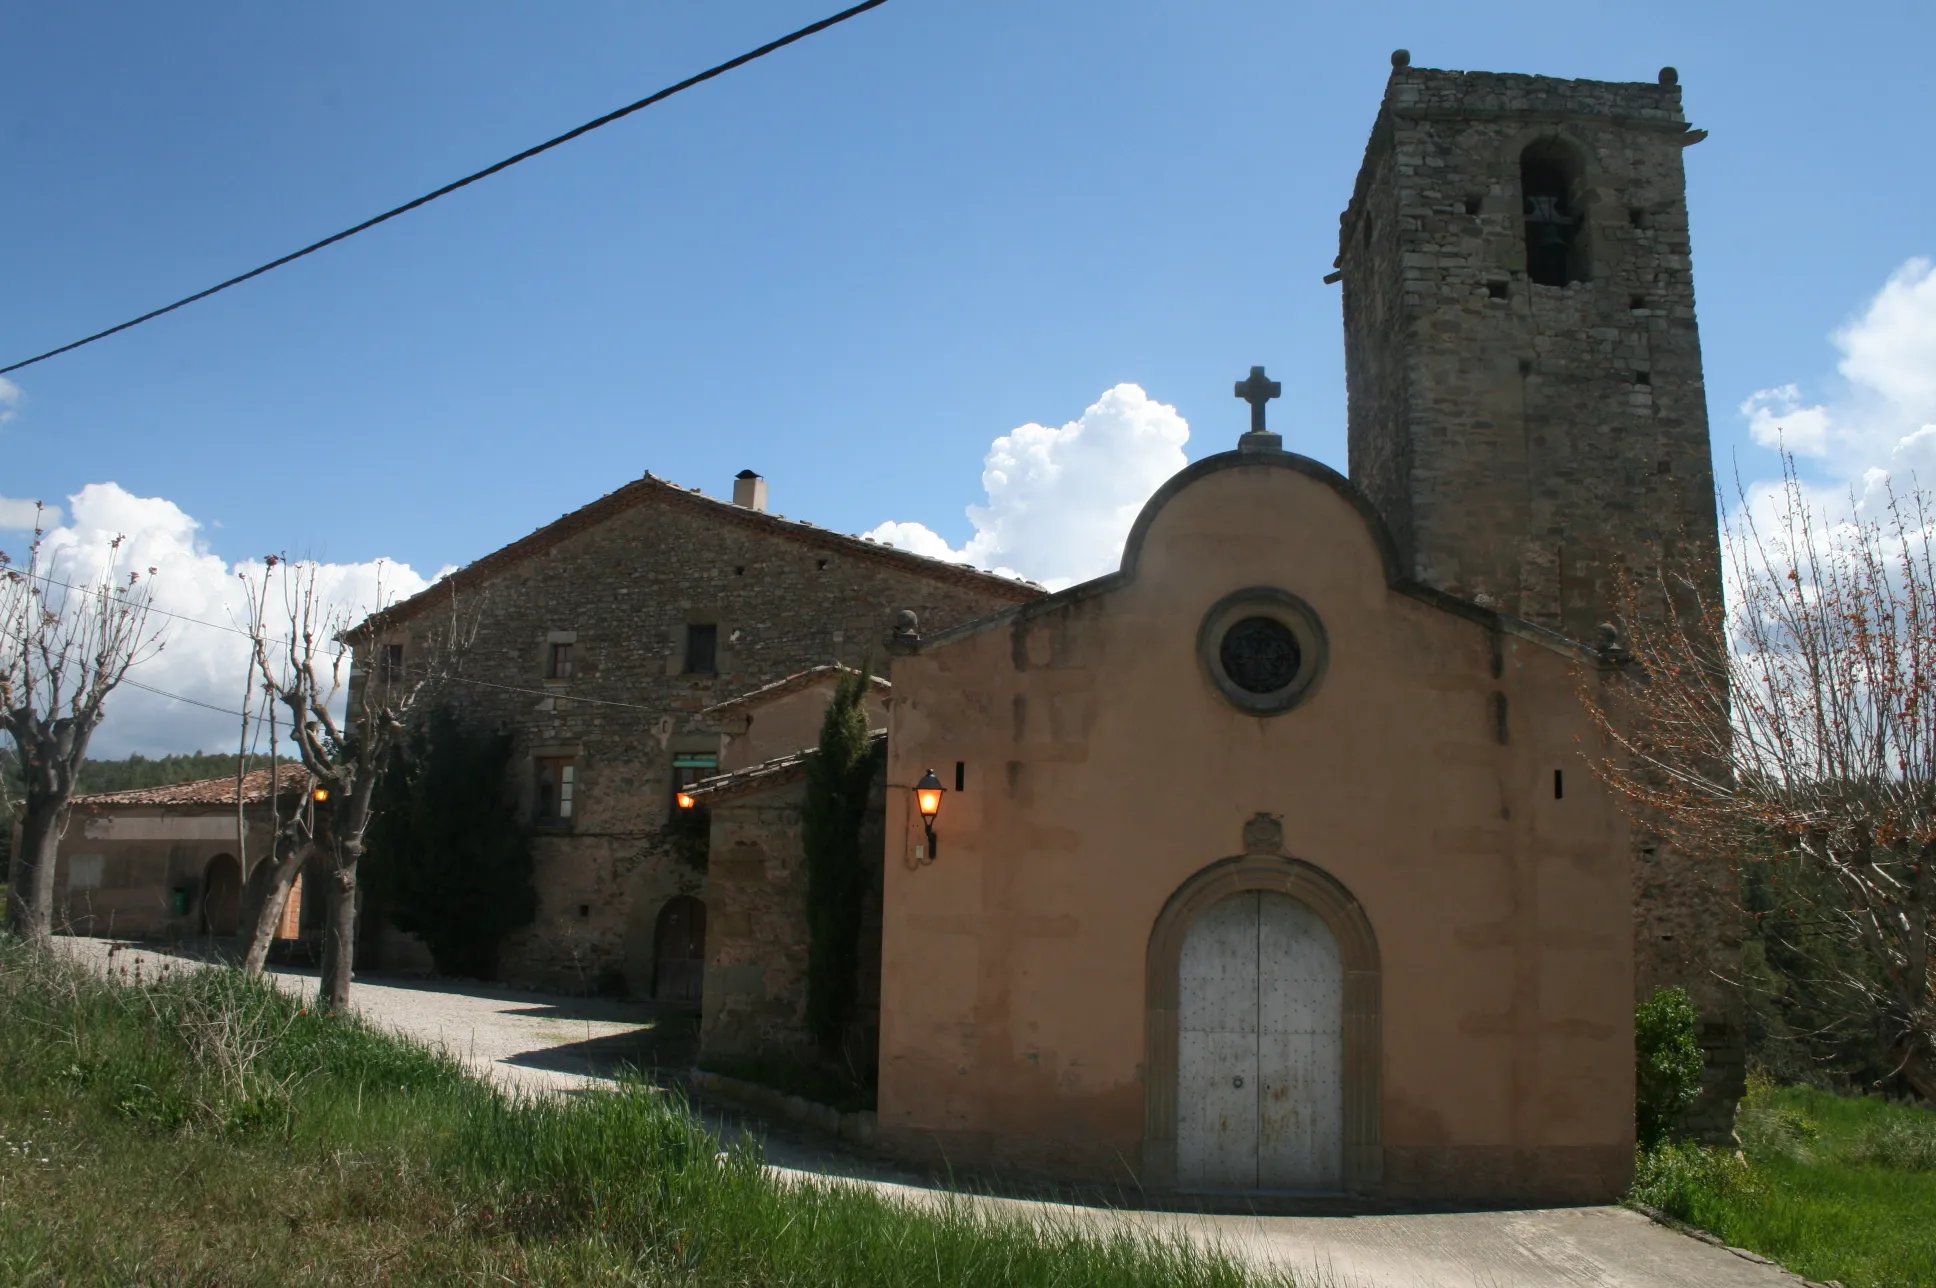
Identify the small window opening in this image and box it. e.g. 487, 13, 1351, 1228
1521, 140, 1588, 286
1487, 281, 1510, 301
671, 753, 718, 808
1657, 459, 1673, 475
1463, 194, 1484, 216
684, 624, 717, 675
536, 758, 576, 822
816, 558, 829, 571
1553, 768, 1565, 800
578, 904, 591, 919
380, 642, 405, 684
1630, 295, 1649, 311
954, 761, 966, 792
733, 565, 745, 576
1629, 207, 1647, 229
1518, 357, 1534, 376
548, 642, 574, 679
1634, 370, 1651, 386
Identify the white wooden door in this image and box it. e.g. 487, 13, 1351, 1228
1176, 891, 1343, 1190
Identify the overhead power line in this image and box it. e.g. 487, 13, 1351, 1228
1, 0, 893, 376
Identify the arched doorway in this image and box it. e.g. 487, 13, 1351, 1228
1177, 890, 1342, 1190
202, 854, 242, 936
1145, 855, 1381, 1193
653, 896, 706, 1005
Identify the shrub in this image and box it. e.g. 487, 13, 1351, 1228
1636, 985, 1704, 1147
1850, 1114, 1936, 1171
1630, 1140, 1762, 1220
364, 709, 537, 979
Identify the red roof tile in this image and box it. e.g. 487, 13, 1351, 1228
75, 764, 311, 808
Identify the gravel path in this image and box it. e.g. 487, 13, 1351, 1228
55, 936, 1814, 1288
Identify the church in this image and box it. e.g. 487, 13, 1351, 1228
359, 55, 1733, 1202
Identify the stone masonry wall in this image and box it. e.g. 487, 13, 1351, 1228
1338, 64, 1741, 1136
353, 479, 1033, 993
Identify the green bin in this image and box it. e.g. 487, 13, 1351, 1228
171, 887, 190, 917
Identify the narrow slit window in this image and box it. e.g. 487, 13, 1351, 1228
549, 642, 574, 679
381, 642, 405, 684
955, 761, 966, 791
1553, 769, 1564, 800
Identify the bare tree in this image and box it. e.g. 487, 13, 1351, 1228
235, 557, 466, 1007
1583, 455, 1936, 1101
0, 509, 163, 943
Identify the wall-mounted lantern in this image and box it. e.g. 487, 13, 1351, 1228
676, 790, 698, 811
914, 768, 945, 860
311, 787, 330, 805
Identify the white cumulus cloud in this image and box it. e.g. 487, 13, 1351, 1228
0, 497, 63, 530
0, 376, 19, 424
1739, 257, 1936, 499
14, 483, 433, 759
866, 383, 1191, 591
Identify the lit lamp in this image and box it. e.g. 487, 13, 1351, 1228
311, 787, 330, 805
676, 791, 697, 811
914, 768, 946, 860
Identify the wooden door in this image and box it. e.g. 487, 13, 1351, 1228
1256, 893, 1344, 1189
653, 897, 707, 1005
1176, 890, 1343, 1190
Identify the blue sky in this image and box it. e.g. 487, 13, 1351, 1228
5, 1, 1933, 754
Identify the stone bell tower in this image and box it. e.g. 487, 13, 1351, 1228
1335, 54, 1740, 1137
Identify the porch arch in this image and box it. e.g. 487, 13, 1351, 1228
1144, 854, 1382, 1191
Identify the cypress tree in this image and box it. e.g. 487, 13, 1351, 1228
802, 667, 880, 1053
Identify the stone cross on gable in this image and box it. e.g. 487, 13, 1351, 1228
1234, 366, 1283, 450
1235, 366, 1281, 434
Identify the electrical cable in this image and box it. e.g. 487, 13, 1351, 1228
0, 0, 892, 376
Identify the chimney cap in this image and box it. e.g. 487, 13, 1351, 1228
736, 469, 761, 480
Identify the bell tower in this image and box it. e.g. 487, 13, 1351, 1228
1337, 53, 1719, 640
1335, 54, 1739, 1138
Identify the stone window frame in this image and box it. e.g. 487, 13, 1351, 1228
1142, 854, 1383, 1193
529, 744, 585, 829
1196, 587, 1329, 716
544, 630, 577, 683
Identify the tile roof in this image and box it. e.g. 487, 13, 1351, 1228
353, 472, 1043, 636
74, 764, 312, 808
682, 731, 886, 806
698, 664, 889, 718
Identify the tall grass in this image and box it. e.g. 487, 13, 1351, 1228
1631, 1072, 1936, 1288
0, 940, 1282, 1287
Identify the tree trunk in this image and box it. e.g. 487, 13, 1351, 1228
6, 802, 62, 944
318, 860, 357, 1008
1895, 1037, 1936, 1106
238, 840, 312, 974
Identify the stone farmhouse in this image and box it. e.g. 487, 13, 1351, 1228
49, 766, 311, 941
349, 471, 1038, 994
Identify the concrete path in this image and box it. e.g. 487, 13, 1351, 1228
55, 937, 1814, 1288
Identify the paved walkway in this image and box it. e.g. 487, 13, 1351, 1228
57, 937, 1814, 1288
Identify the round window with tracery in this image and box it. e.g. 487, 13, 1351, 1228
1219, 616, 1302, 694
1197, 589, 1327, 715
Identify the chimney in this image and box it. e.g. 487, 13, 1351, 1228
732, 469, 768, 512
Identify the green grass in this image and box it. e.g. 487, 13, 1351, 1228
1632, 1074, 1936, 1288
0, 940, 1282, 1286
